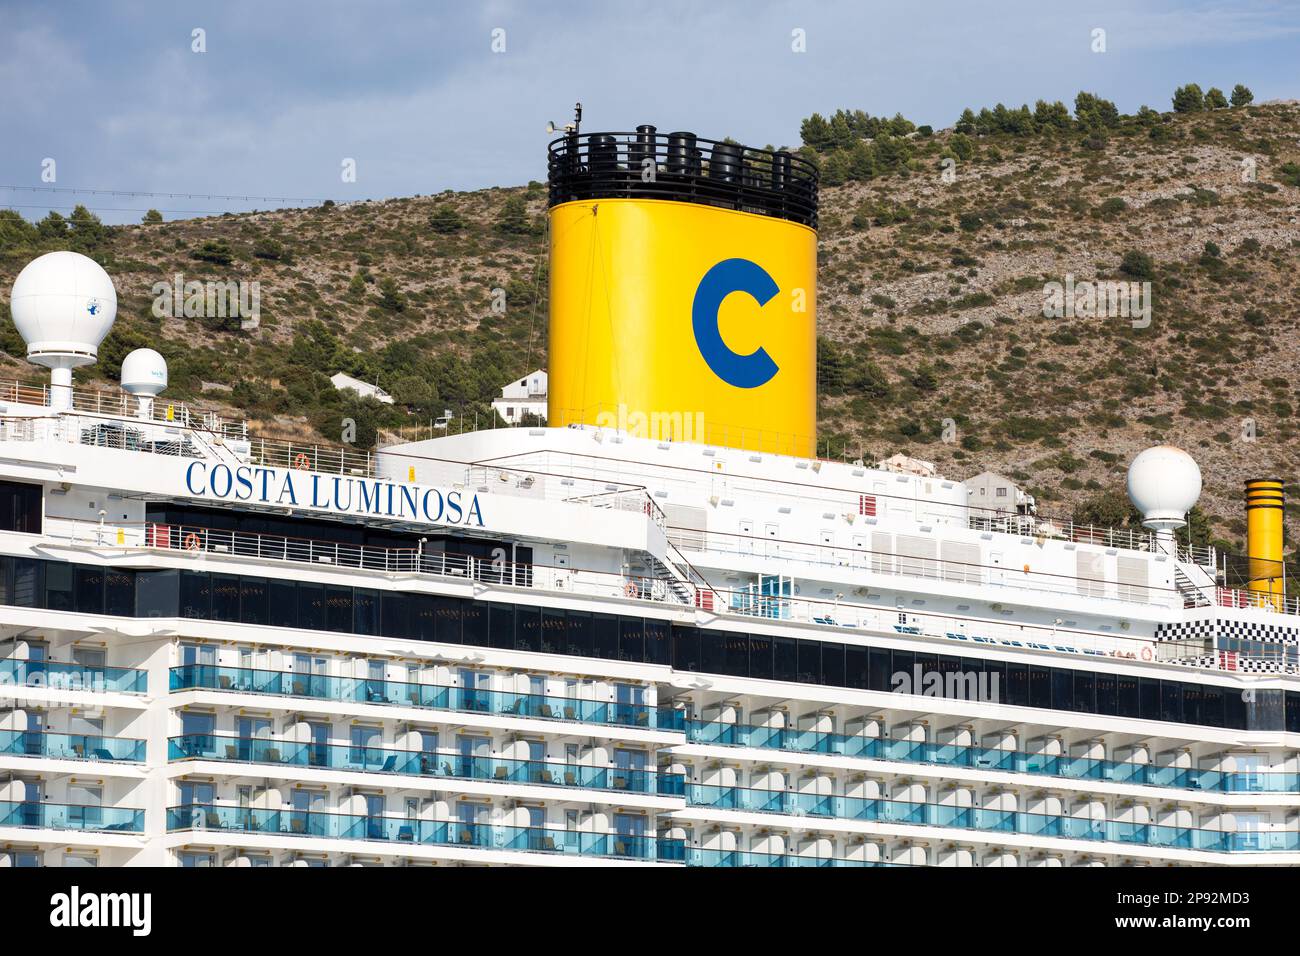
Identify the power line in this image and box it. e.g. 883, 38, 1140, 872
2, 184, 329, 204
1, 201, 321, 217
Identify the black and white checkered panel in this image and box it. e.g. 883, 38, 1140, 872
1156, 618, 1300, 647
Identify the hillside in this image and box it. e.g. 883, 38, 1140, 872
1, 93, 1299, 553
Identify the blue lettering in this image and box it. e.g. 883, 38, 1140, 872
691, 257, 781, 388
400, 485, 417, 518
422, 488, 444, 522
359, 481, 381, 515
211, 464, 233, 498
446, 491, 463, 524
234, 466, 253, 501
185, 461, 207, 496
277, 473, 298, 505
466, 494, 484, 527
332, 476, 353, 511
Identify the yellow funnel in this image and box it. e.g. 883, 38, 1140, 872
1245, 478, 1285, 607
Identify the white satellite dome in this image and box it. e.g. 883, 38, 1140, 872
1126, 445, 1201, 530
10, 251, 117, 365
121, 348, 168, 397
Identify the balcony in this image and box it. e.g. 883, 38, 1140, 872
170, 664, 685, 732
685, 720, 1300, 794
166, 805, 682, 861
169, 734, 686, 796
684, 847, 897, 867
685, 784, 1300, 853
0, 729, 146, 763
0, 800, 144, 833
0, 658, 148, 695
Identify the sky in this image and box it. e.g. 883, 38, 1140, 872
2, 0, 1299, 223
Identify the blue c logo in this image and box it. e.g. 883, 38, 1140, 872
692, 258, 780, 389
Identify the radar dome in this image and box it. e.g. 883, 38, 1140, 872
1126, 445, 1201, 530
10, 250, 117, 366
121, 348, 168, 397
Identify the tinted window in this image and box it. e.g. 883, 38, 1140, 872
74, 566, 104, 615
643, 617, 670, 666
566, 611, 594, 658
773, 637, 797, 683
515, 605, 540, 652
381, 591, 412, 639
267, 579, 297, 628
1095, 673, 1117, 715
488, 603, 514, 650
699, 629, 726, 674
542, 608, 567, 656
1139, 678, 1160, 721
1116, 673, 1139, 718
324, 585, 351, 632
461, 601, 486, 646
1006, 663, 1029, 707
353, 588, 378, 635
0, 481, 42, 534
672, 625, 699, 671
618, 617, 643, 661
298, 583, 325, 630
240, 577, 268, 626
46, 562, 74, 612
723, 631, 749, 677
821, 642, 845, 687
749, 635, 773, 681
211, 574, 240, 622
136, 569, 178, 618
592, 614, 618, 660
844, 645, 867, 690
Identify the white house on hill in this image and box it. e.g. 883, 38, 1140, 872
330, 372, 394, 405
492, 369, 547, 425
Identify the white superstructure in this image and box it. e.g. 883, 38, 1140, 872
0, 364, 1297, 867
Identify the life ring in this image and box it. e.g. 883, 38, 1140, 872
292, 452, 311, 470
1140, 646, 1153, 661
1023, 564, 1031, 574
182, 532, 202, 552
623, 581, 638, 598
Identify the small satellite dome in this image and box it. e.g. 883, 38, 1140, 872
1127, 445, 1201, 529
9, 251, 117, 366
120, 348, 168, 397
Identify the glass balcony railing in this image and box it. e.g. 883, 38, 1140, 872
0, 658, 147, 694
0, 800, 144, 833
684, 847, 898, 867
166, 805, 682, 861
170, 664, 684, 731
686, 721, 1300, 794
168, 734, 686, 796
0, 729, 146, 762
686, 784, 1300, 852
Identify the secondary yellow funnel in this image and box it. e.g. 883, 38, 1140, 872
1245, 478, 1285, 607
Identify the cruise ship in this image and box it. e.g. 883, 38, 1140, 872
1, 123, 1297, 870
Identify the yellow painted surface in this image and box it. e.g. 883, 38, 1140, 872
1245, 479, 1285, 602
548, 198, 817, 456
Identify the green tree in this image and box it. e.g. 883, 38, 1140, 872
1072, 493, 1134, 528
429, 204, 464, 234
800, 113, 833, 151
494, 195, 533, 235
142, 209, 163, 224
191, 239, 234, 266
1204, 87, 1228, 109
377, 277, 407, 312
954, 108, 977, 134
1119, 249, 1155, 280
1172, 83, 1204, 113
1074, 91, 1119, 129
1230, 84, 1254, 107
